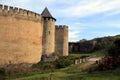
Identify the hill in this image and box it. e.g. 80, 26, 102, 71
69, 35, 120, 53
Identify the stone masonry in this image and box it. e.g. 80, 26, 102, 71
0, 4, 68, 66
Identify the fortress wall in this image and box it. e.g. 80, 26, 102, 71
0, 4, 42, 66
55, 25, 68, 56
0, 4, 41, 21
42, 18, 55, 56
63, 26, 68, 56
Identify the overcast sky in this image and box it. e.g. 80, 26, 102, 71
0, 0, 120, 41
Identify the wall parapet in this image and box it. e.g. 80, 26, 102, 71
55, 25, 68, 30
0, 4, 41, 22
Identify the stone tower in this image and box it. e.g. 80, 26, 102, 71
0, 4, 69, 66
55, 25, 68, 56
41, 7, 56, 56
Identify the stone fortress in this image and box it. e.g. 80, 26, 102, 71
0, 4, 68, 66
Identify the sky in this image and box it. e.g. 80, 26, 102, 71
0, 0, 120, 42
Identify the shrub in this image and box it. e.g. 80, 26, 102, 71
0, 68, 6, 79
97, 38, 120, 70
32, 56, 73, 70
114, 38, 120, 47
42, 62, 54, 70
55, 56, 73, 68
32, 61, 55, 71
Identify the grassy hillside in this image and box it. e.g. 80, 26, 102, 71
69, 35, 120, 53
6, 63, 120, 80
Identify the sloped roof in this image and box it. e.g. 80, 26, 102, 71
41, 7, 56, 21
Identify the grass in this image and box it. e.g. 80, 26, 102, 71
5, 63, 120, 80
69, 49, 106, 58
3, 51, 120, 80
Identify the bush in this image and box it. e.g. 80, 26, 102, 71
114, 38, 120, 47
42, 62, 54, 70
55, 56, 73, 68
97, 38, 120, 70
33, 56, 74, 70
32, 61, 55, 71
0, 68, 6, 79
107, 39, 120, 57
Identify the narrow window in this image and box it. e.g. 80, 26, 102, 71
49, 31, 50, 35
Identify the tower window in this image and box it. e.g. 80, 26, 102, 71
49, 31, 50, 35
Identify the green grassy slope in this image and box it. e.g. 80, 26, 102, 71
70, 49, 106, 58
7, 63, 120, 80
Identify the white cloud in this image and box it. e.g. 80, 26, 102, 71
69, 32, 80, 42
107, 9, 120, 16
105, 23, 120, 28
82, 23, 120, 28
0, 0, 30, 5
92, 31, 120, 37
0, 0, 32, 10
68, 22, 87, 41
68, 21, 120, 41
69, 31, 80, 38
1, 0, 120, 17
52, 0, 120, 18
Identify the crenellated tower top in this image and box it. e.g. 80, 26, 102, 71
55, 25, 68, 30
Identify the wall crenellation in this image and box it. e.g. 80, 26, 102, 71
0, 4, 2, 12
43, 17, 55, 22
0, 4, 69, 65
0, 4, 41, 22
9, 6, 14, 14
55, 25, 68, 30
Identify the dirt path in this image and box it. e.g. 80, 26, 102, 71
88, 57, 102, 62
79, 57, 102, 70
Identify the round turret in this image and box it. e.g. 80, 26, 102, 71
41, 7, 56, 56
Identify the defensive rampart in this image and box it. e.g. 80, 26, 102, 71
0, 4, 42, 66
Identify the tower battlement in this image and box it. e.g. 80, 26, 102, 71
55, 25, 68, 30
0, 4, 41, 22
43, 17, 55, 22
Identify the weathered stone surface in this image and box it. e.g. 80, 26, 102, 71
0, 4, 69, 65
55, 25, 68, 56
0, 15, 42, 66
42, 18, 55, 56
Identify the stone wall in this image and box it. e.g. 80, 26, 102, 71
55, 25, 68, 56
0, 4, 42, 66
0, 4, 69, 65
